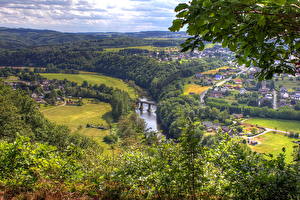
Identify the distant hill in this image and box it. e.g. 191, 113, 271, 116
0, 27, 107, 50
0, 27, 187, 50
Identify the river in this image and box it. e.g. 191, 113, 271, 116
135, 97, 160, 132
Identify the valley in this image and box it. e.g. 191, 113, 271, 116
0, 21, 299, 199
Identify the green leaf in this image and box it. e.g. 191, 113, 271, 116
273, 0, 286, 6
175, 3, 189, 12
203, 0, 211, 7
295, 41, 300, 50
169, 19, 184, 32
258, 16, 266, 27
176, 10, 188, 18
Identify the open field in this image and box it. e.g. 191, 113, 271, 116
201, 66, 230, 75
249, 132, 299, 163
104, 45, 172, 52
2, 76, 19, 82
183, 84, 211, 95
244, 118, 300, 133
42, 100, 113, 151
274, 79, 300, 92
204, 43, 218, 49
41, 72, 137, 98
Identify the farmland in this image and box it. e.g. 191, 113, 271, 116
249, 132, 299, 163
274, 78, 300, 92
183, 84, 211, 95
201, 66, 230, 75
245, 118, 300, 133
40, 72, 137, 98
104, 45, 177, 52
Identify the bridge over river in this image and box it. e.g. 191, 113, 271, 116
136, 99, 156, 112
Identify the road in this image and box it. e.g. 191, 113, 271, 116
199, 68, 248, 104
273, 89, 277, 109
246, 128, 289, 139
41, 101, 66, 112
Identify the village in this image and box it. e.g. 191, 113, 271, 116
183, 64, 300, 144
1, 71, 81, 106
151, 44, 234, 62
195, 66, 300, 110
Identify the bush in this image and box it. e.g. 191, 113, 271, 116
103, 135, 118, 144
0, 136, 84, 192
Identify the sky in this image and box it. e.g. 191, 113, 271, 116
0, 0, 187, 32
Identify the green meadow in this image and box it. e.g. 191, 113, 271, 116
275, 78, 300, 92
40, 72, 137, 98
41, 100, 113, 151
245, 118, 300, 133
104, 45, 179, 52
249, 132, 299, 163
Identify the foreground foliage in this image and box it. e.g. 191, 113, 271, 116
170, 0, 300, 78
1, 131, 299, 199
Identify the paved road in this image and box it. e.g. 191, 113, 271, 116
273, 89, 277, 109
199, 68, 248, 104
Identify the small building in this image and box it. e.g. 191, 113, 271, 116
280, 92, 289, 99
31, 93, 38, 99
214, 74, 223, 80
233, 79, 243, 84
291, 94, 300, 101
280, 86, 288, 93
259, 88, 270, 94
233, 114, 243, 119
239, 88, 247, 94
265, 93, 273, 100
195, 73, 203, 79
210, 91, 223, 98
202, 121, 213, 128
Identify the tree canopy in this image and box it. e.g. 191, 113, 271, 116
170, 0, 300, 79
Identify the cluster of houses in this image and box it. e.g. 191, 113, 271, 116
202, 121, 231, 133
4, 78, 66, 105
194, 67, 240, 87
199, 66, 300, 109
152, 45, 234, 61
277, 87, 300, 107
201, 114, 265, 141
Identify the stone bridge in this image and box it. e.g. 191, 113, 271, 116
136, 100, 155, 112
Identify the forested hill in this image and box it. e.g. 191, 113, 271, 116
0, 27, 186, 50
0, 27, 105, 50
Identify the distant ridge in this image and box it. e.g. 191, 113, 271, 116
0, 27, 187, 50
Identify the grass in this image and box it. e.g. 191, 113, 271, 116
2, 76, 19, 82
41, 100, 113, 151
274, 79, 300, 92
244, 118, 300, 133
201, 66, 230, 75
104, 46, 179, 52
40, 72, 137, 98
204, 43, 218, 49
104, 46, 161, 52
183, 84, 211, 95
249, 132, 299, 163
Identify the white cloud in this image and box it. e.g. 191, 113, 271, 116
0, 0, 187, 32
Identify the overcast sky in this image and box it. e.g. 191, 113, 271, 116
0, 0, 187, 32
